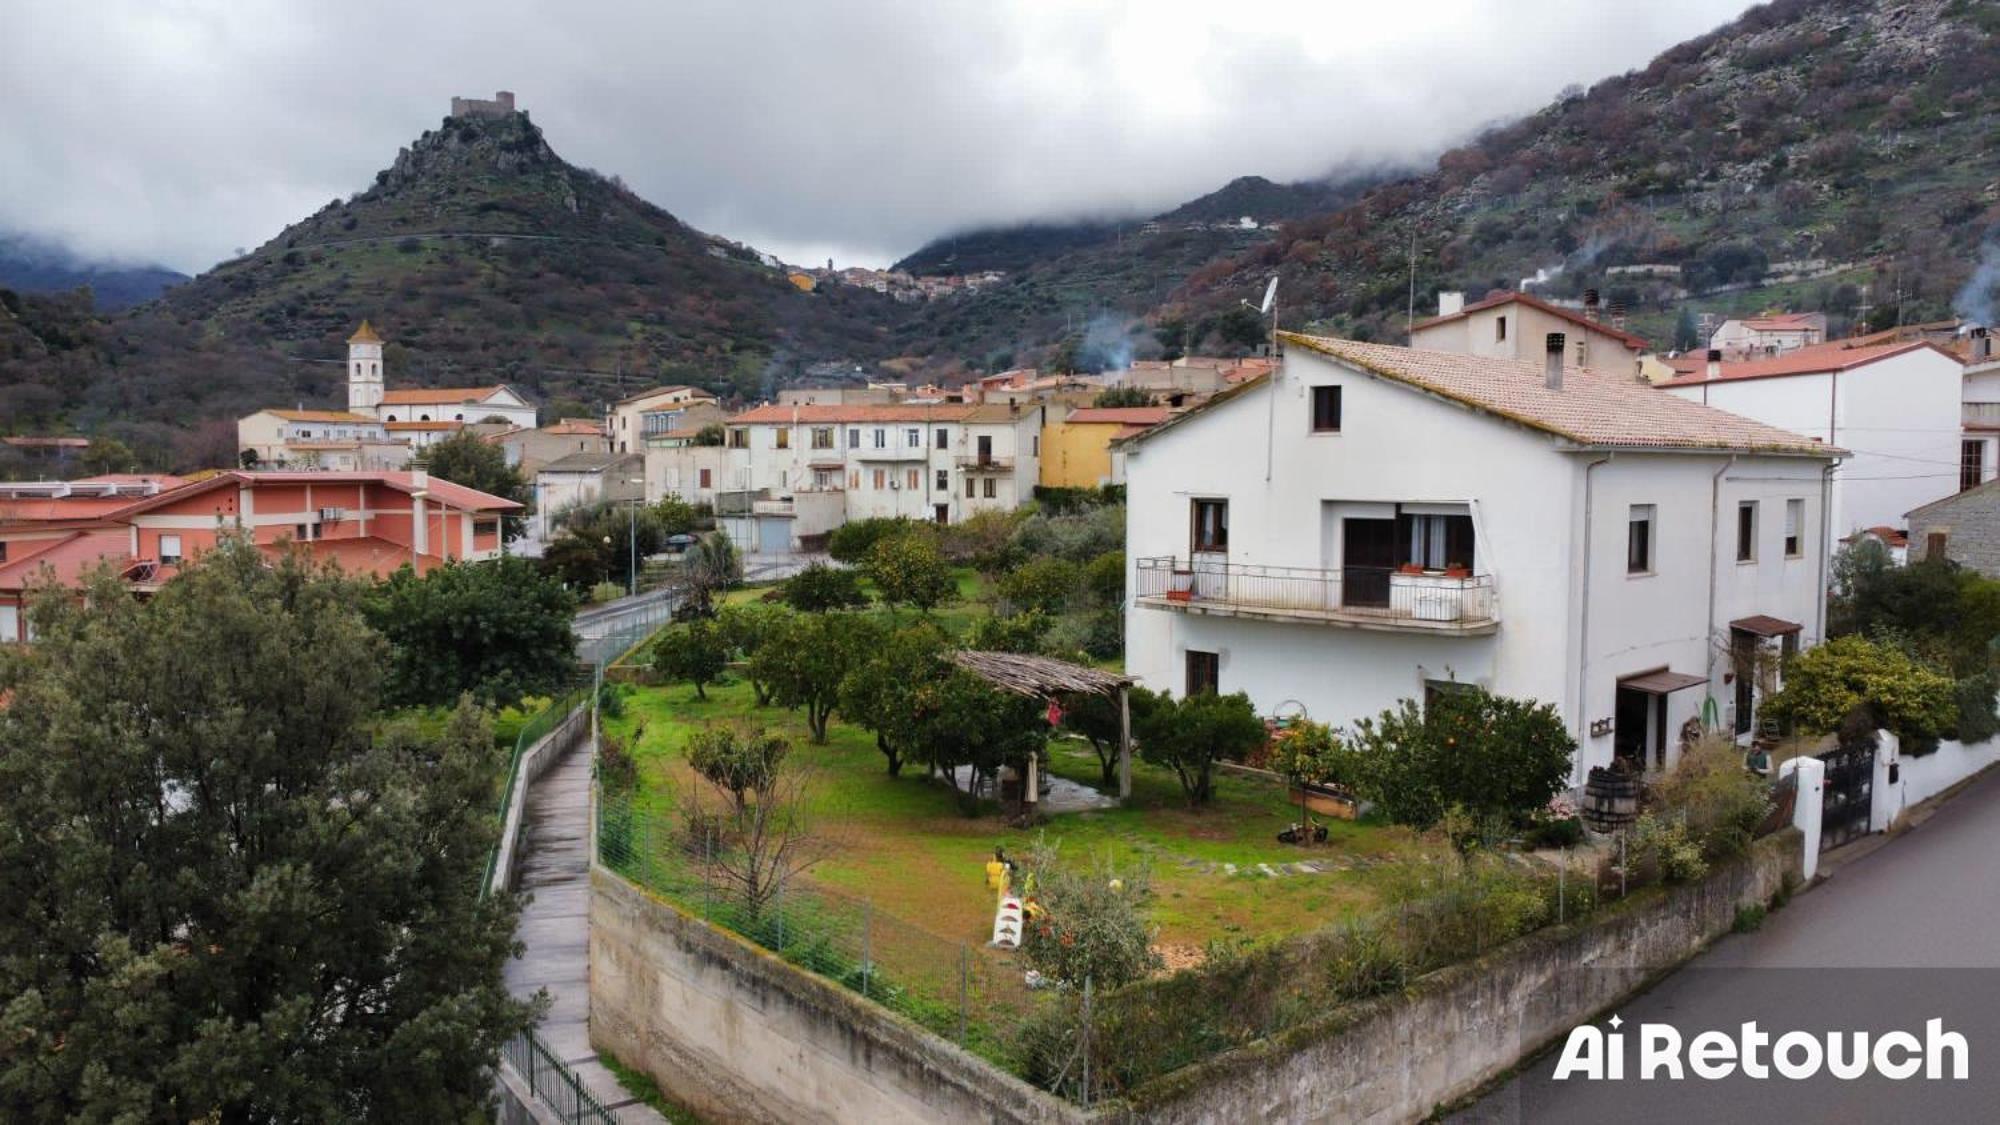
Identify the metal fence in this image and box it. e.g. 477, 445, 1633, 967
575, 593, 680, 667
596, 789, 1043, 1065
502, 1028, 618, 1125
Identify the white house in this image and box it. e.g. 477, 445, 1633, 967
235, 409, 410, 471
1121, 332, 1840, 782
607, 385, 722, 453
1708, 312, 1826, 359
1959, 331, 2000, 491
533, 452, 645, 540
1659, 340, 1963, 549
648, 402, 1043, 551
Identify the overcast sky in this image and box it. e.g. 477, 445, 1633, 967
2, 0, 1755, 274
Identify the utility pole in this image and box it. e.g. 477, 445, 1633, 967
1406, 226, 1418, 339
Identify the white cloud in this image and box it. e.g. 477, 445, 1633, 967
0, 0, 1756, 273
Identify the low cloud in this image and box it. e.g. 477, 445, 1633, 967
1, 0, 1755, 273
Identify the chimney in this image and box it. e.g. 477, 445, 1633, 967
1437, 290, 1465, 317
1545, 333, 1566, 390
1706, 348, 1723, 380
1975, 327, 1992, 362
1583, 289, 1600, 321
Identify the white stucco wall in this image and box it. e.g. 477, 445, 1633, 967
1124, 348, 1834, 780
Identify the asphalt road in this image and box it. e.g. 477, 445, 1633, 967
1457, 766, 2000, 1123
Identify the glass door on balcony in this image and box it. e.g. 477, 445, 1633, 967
976, 435, 993, 465
1342, 518, 1396, 608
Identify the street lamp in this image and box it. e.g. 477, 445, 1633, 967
624, 478, 645, 598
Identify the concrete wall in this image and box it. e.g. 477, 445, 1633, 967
590, 868, 1088, 1125
1109, 830, 1803, 1125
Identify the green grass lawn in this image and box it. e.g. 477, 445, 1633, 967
606, 673, 1427, 959
714, 566, 995, 642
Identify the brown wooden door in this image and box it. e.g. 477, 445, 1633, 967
1343, 518, 1397, 608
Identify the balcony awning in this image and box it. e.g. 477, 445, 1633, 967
1730, 614, 1803, 638
1618, 670, 1709, 696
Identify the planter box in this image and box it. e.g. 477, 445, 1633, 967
1289, 784, 1359, 819
1389, 571, 1470, 621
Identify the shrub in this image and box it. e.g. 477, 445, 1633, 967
1733, 903, 1768, 933
1951, 671, 2000, 743
1008, 506, 1124, 563
940, 508, 1024, 571
589, 581, 624, 604
1019, 840, 1161, 990
1760, 634, 1954, 744
1083, 550, 1124, 607
996, 556, 1082, 614
827, 517, 926, 563
965, 609, 1049, 654
1346, 687, 1575, 830
1628, 813, 1707, 883
1522, 815, 1585, 850
781, 561, 867, 612
1649, 734, 1771, 861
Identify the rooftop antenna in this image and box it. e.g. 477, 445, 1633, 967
1242, 276, 1279, 482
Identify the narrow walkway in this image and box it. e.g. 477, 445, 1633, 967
505, 736, 668, 1124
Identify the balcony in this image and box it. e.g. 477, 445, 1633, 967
1134, 556, 1498, 635
955, 455, 1015, 472
852, 444, 929, 462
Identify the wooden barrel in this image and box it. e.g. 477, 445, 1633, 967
1581, 766, 1641, 833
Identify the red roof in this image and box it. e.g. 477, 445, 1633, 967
729, 403, 1021, 424
1738, 314, 1820, 331
541, 420, 605, 436
258, 535, 444, 578
1411, 290, 1651, 352
1064, 407, 1172, 426
1659, 340, 1949, 386
102, 471, 523, 518
381, 386, 507, 405
0, 530, 132, 592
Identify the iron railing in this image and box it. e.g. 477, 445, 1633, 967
954, 455, 1014, 472
502, 1028, 618, 1125
1134, 555, 1497, 625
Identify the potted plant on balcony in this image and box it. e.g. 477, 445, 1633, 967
1167, 566, 1195, 602
1443, 563, 1472, 579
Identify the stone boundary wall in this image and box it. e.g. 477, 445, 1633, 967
1106, 829, 1804, 1124
490, 704, 589, 895
589, 867, 1088, 1125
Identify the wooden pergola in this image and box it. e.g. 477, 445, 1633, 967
950, 650, 1136, 806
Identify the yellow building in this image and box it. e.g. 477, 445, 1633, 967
1038, 406, 1170, 489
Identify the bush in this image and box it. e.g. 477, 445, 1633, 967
1628, 813, 1707, 883
1649, 734, 1771, 861
1951, 671, 2000, 743
965, 610, 1049, 654
1043, 608, 1121, 662
1136, 690, 1267, 806
1083, 550, 1124, 607
1733, 903, 1768, 933
1008, 506, 1124, 564
1521, 815, 1585, 850
589, 581, 624, 604
1019, 840, 1161, 990
1346, 687, 1575, 830
996, 556, 1082, 614
940, 508, 1025, 572
781, 561, 867, 612
1760, 635, 1954, 744
863, 533, 953, 612
827, 517, 926, 563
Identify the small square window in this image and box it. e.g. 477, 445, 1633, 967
1311, 386, 1342, 433
159, 534, 184, 565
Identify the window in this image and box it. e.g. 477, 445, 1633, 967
1495, 315, 1508, 343
965, 476, 976, 497
1185, 650, 1220, 696
1424, 679, 1475, 714
1784, 498, 1804, 557
0, 541, 7, 563
1396, 512, 1474, 570
814, 469, 837, 490
872, 468, 886, 490
0, 604, 17, 644
811, 427, 834, 450
698, 468, 712, 489
1627, 504, 1655, 574
1962, 440, 1984, 492
1736, 501, 1757, 562
906, 428, 921, 447
935, 428, 948, 449
728, 428, 748, 449
1311, 386, 1342, 432
983, 477, 996, 499
775, 428, 790, 450
849, 470, 859, 489
936, 469, 948, 492
873, 428, 887, 449
1192, 498, 1229, 553
907, 468, 921, 490
159, 535, 183, 565
847, 428, 860, 449
1032, 434, 1039, 456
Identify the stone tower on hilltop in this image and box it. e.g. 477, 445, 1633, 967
346, 320, 385, 418
450, 91, 517, 119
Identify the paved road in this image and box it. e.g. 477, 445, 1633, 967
1459, 766, 2000, 1123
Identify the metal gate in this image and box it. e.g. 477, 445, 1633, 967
1817, 741, 1874, 851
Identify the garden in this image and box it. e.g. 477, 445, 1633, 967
596, 504, 1796, 1099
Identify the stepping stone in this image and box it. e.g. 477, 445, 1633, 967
1223, 863, 1237, 876
1292, 862, 1319, 874
1257, 863, 1281, 877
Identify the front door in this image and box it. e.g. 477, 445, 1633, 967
934, 503, 950, 525
1613, 686, 1649, 769
1342, 518, 1397, 608
1732, 630, 1756, 736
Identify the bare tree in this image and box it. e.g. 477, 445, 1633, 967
681, 725, 824, 916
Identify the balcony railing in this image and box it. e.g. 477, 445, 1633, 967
1134, 555, 1498, 633
955, 455, 1014, 472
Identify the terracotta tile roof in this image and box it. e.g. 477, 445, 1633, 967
380, 386, 506, 405
1252, 335, 1837, 456
1064, 407, 1172, 426
1659, 340, 1948, 386
1738, 314, 1820, 331
383, 420, 463, 432
614, 385, 716, 406
104, 471, 523, 516
264, 409, 376, 423
1410, 290, 1651, 352
729, 403, 1026, 424
259, 535, 444, 579
0, 530, 131, 592
1843, 525, 1909, 548
541, 420, 606, 436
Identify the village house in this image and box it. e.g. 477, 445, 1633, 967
533, 452, 645, 539
1121, 332, 1839, 780
1957, 329, 1999, 491
1905, 481, 2000, 577
1408, 291, 1649, 379
605, 385, 722, 453
237, 321, 537, 467
1658, 339, 1963, 549
0, 470, 521, 643
649, 402, 1041, 552
1039, 404, 1172, 489
1708, 311, 1827, 359
488, 418, 611, 478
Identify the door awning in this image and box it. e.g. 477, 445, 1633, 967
1619, 670, 1709, 695
1730, 614, 1803, 638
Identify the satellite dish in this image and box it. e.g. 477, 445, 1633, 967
1258, 276, 1279, 315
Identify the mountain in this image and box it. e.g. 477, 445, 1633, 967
886, 173, 1388, 371
1171, 0, 2000, 347
0, 106, 904, 463
0, 234, 187, 310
